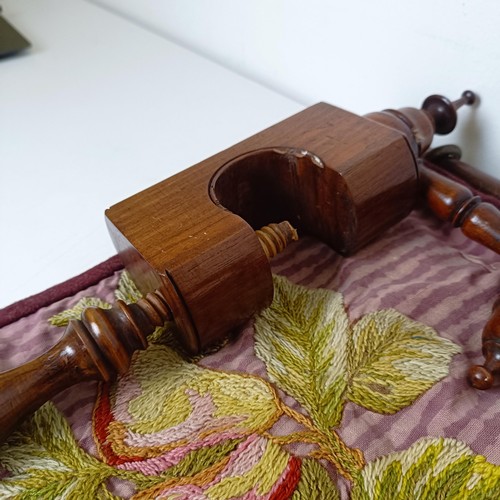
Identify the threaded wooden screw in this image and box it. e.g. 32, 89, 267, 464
256, 221, 298, 259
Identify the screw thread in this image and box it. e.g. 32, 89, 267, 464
256, 221, 298, 260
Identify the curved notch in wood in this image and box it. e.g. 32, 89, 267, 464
209, 145, 417, 256
106, 93, 474, 354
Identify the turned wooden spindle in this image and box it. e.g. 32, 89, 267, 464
367, 92, 500, 391
422, 147, 500, 390
364, 90, 476, 156
467, 299, 500, 390
0, 291, 171, 444
424, 166, 500, 390
419, 162, 500, 254
366, 91, 499, 254
0, 221, 297, 442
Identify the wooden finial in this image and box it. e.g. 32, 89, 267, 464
467, 299, 500, 390
421, 90, 477, 135
365, 90, 476, 155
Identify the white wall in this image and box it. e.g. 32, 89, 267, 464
92, 0, 500, 177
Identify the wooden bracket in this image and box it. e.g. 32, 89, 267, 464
106, 103, 418, 352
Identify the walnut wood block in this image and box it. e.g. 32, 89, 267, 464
106, 103, 419, 352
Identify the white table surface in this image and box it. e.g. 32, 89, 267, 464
0, 0, 302, 308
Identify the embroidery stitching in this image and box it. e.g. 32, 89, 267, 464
1, 272, 494, 500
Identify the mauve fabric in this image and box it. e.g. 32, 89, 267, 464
202, 208, 500, 461
0, 168, 499, 497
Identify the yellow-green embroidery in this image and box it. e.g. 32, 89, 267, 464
114, 271, 142, 304
0, 403, 123, 499
351, 437, 500, 499
104, 344, 282, 447
255, 275, 460, 420
347, 309, 461, 413
255, 276, 350, 430
1, 272, 491, 500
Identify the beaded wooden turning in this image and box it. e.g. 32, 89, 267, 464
1, 91, 499, 445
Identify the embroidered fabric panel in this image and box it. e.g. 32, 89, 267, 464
0, 206, 499, 499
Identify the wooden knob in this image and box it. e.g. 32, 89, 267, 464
422, 90, 476, 135
365, 90, 476, 155
468, 300, 500, 390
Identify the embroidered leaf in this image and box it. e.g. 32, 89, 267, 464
115, 271, 143, 304
134, 435, 303, 499
48, 297, 111, 326
293, 458, 340, 499
351, 437, 500, 499
204, 435, 292, 498
0, 402, 119, 499
96, 344, 282, 465
254, 275, 351, 429
165, 438, 242, 478
347, 310, 460, 413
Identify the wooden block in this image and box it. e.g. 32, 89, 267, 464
106, 103, 418, 351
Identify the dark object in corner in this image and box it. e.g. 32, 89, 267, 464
0, 15, 30, 58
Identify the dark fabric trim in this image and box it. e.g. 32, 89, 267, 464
0, 255, 123, 328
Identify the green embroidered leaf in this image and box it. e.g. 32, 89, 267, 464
254, 275, 350, 429
347, 309, 460, 413
166, 439, 242, 478
351, 437, 500, 499
48, 297, 111, 327
204, 436, 291, 499
115, 271, 142, 304
0, 402, 119, 499
293, 458, 340, 499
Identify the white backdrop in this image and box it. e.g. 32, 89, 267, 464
0, 0, 301, 306
91, 0, 500, 177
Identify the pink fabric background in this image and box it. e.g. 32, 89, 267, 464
1, 173, 499, 497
